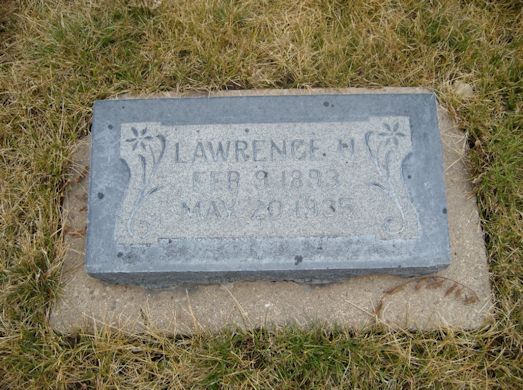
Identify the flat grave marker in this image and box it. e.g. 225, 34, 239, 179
88, 93, 450, 286
51, 89, 491, 332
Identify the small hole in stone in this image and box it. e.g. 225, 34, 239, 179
442, 208, 447, 214
323, 101, 329, 107
294, 255, 303, 265
244, 128, 249, 133
97, 192, 104, 199
108, 124, 113, 129
117, 252, 123, 258
322, 153, 326, 157
407, 175, 412, 179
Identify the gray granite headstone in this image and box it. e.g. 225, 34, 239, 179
87, 93, 450, 286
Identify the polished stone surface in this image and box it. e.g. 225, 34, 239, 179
88, 91, 449, 285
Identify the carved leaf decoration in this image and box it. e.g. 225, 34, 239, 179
138, 154, 147, 185
383, 149, 393, 178
146, 186, 161, 196
126, 130, 167, 239
148, 144, 157, 165
366, 122, 409, 236
156, 134, 166, 160
370, 182, 386, 191
365, 132, 374, 159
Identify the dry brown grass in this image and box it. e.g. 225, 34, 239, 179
1, 0, 522, 388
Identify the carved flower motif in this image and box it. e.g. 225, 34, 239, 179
379, 122, 405, 147
126, 127, 153, 151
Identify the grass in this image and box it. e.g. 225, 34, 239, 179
0, 0, 522, 387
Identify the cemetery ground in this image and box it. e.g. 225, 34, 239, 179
0, 0, 521, 388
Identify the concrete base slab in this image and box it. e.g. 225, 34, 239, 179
50, 89, 492, 333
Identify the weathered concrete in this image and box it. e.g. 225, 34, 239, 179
87, 90, 450, 285
50, 89, 491, 333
